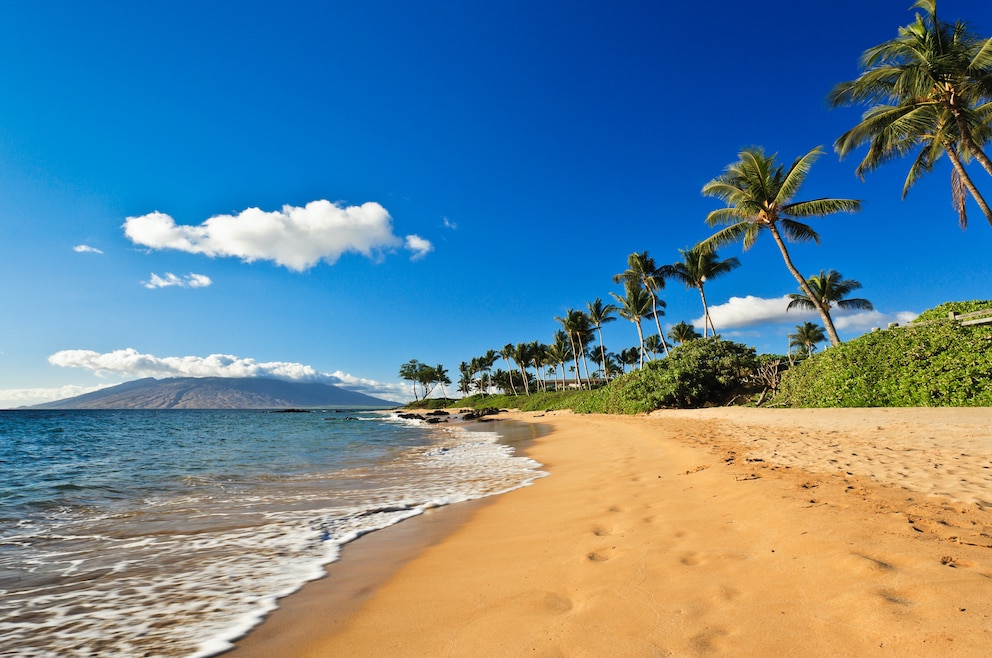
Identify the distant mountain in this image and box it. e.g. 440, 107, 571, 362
29, 377, 396, 410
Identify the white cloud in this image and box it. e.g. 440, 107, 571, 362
74, 244, 103, 254
700, 295, 920, 335
404, 234, 433, 260
697, 295, 811, 329
442, 216, 457, 230
143, 272, 213, 289
123, 200, 433, 271
833, 310, 919, 331
46, 348, 406, 402
0, 384, 114, 409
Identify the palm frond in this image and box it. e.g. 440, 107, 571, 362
698, 222, 753, 253
785, 198, 861, 218
776, 146, 822, 205
777, 219, 820, 244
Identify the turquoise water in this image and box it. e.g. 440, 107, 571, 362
0, 410, 544, 657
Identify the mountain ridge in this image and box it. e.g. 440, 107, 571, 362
27, 377, 396, 410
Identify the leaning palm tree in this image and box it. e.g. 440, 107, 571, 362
668, 245, 741, 337
787, 270, 875, 324
610, 282, 655, 368
613, 251, 671, 356
829, 0, 992, 227
700, 146, 862, 348
790, 322, 828, 358
586, 298, 618, 382
668, 321, 702, 345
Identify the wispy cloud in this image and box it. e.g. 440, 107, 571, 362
123, 200, 433, 271
441, 216, 457, 230
74, 244, 103, 254
143, 272, 213, 289
0, 384, 114, 409
47, 348, 406, 401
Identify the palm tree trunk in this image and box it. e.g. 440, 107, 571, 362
945, 143, 992, 226
505, 357, 518, 395
566, 334, 583, 391
768, 224, 843, 347
647, 290, 670, 356
697, 284, 713, 337
634, 319, 646, 368
576, 334, 592, 388
517, 363, 530, 396
596, 326, 609, 382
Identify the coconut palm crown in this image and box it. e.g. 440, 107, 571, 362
668, 246, 740, 337
612, 251, 670, 356
787, 270, 875, 315
829, 0, 992, 227
699, 145, 861, 348
789, 321, 828, 358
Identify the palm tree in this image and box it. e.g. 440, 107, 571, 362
434, 364, 450, 399
668, 321, 701, 345
458, 361, 473, 396
555, 309, 593, 390
668, 246, 740, 337
586, 298, 618, 382
829, 0, 992, 227
545, 339, 570, 391
613, 251, 671, 356
700, 146, 862, 348
787, 270, 875, 326
511, 342, 532, 396
610, 282, 655, 368
619, 347, 641, 373
790, 322, 827, 357
480, 349, 497, 395
643, 334, 663, 359
500, 344, 518, 395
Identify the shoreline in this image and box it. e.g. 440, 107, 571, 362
229, 414, 545, 656
238, 407, 992, 656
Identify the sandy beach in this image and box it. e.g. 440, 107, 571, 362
233, 408, 992, 656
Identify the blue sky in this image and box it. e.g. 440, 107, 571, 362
1, 0, 990, 406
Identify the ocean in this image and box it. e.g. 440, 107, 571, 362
0, 409, 545, 657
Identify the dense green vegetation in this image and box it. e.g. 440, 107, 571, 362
777, 302, 992, 407
409, 339, 764, 415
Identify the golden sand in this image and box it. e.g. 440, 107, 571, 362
234, 408, 992, 656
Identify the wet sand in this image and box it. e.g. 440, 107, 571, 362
233, 407, 992, 656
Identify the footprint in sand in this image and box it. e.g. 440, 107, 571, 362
876, 588, 914, 606
587, 552, 610, 562
679, 552, 704, 567
592, 526, 612, 537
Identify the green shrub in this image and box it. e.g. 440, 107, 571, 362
914, 299, 992, 323
777, 313, 992, 407
573, 338, 760, 413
